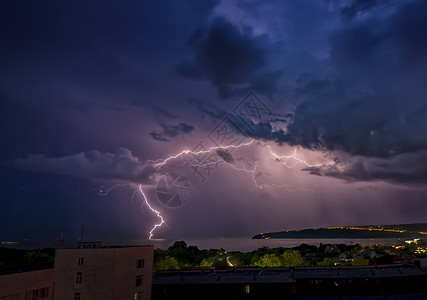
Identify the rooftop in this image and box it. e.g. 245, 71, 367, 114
153, 265, 427, 285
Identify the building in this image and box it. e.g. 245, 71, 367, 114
53, 245, 153, 300
153, 268, 296, 300
0, 268, 54, 300
211, 248, 233, 269
414, 258, 427, 269
152, 265, 427, 299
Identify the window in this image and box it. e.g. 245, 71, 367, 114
77, 257, 84, 266
135, 275, 143, 287
24, 287, 50, 300
243, 284, 251, 294
137, 258, 144, 268
76, 272, 83, 285
39, 287, 49, 298
74, 293, 80, 300
134, 292, 142, 300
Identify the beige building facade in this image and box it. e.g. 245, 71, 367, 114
53, 245, 153, 300
0, 268, 54, 300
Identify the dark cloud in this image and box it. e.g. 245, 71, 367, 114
282, 0, 427, 159
133, 102, 178, 120
215, 149, 234, 163
187, 97, 226, 120
183, 1, 427, 185
340, 0, 391, 20
14, 148, 156, 183
187, 97, 291, 143
177, 17, 283, 98
149, 133, 169, 142
303, 149, 427, 185
149, 123, 195, 142
0, 0, 220, 109
387, 0, 427, 63
2, 0, 427, 241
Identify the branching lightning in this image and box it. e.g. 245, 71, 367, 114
99, 140, 324, 239
267, 145, 323, 168
154, 140, 321, 191
149, 139, 254, 167
97, 183, 165, 240
186, 159, 310, 192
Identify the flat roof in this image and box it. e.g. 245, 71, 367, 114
153, 265, 427, 285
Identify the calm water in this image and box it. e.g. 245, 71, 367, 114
2, 237, 400, 251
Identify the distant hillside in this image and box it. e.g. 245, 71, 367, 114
252, 223, 427, 239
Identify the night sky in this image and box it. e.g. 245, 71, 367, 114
1, 0, 427, 244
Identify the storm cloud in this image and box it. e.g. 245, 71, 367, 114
304, 149, 427, 185
182, 0, 427, 184
177, 17, 283, 98
149, 123, 195, 142
14, 148, 156, 184
2, 0, 427, 242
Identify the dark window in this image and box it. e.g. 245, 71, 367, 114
76, 272, 83, 285
136, 275, 143, 287
40, 287, 49, 298
137, 259, 144, 268
77, 257, 84, 266
25, 288, 50, 300
74, 293, 81, 300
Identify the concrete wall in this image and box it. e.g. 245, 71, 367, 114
54, 246, 153, 300
0, 268, 54, 299
54, 248, 116, 299
113, 246, 154, 300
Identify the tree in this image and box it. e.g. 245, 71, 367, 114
168, 241, 187, 259
154, 256, 179, 271
254, 253, 282, 267
250, 253, 260, 266
199, 257, 215, 267
351, 257, 370, 266
281, 250, 309, 267
317, 258, 334, 267
183, 245, 201, 265
24, 250, 54, 265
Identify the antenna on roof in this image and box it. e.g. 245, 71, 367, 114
78, 224, 85, 248
58, 232, 64, 248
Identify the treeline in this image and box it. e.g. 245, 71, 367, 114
0, 247, 55, 273
154, 241, 392, 271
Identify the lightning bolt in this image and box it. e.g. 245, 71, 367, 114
98, 140, 325, 240
137, 184, 164, 240
267, 145, 323, 168
152, 140, 321, 191
186, 159, 310, 192
149, 139, 254, 167
96, 183, 165, 240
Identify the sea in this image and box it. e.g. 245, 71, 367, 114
1, 237, 400, 251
